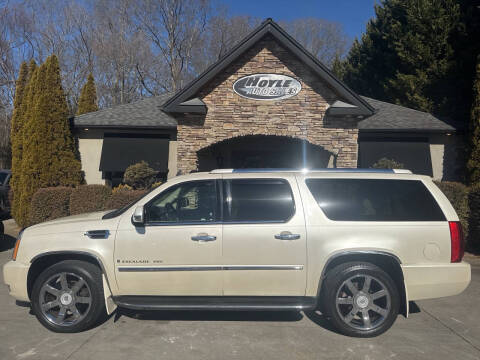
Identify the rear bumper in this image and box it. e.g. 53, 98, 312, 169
402, 262, 471, 301
3, 260, 29, 302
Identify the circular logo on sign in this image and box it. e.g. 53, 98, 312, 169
233, 74, 301, 101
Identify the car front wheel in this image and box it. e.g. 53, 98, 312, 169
323, 262, 400, 337
31, 260, 106, 333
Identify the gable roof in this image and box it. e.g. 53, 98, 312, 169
162, 18, 374, 116
73, 93, 176, 129
359, 97, 459, 132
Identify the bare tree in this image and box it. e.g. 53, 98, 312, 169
132, 0, 210, 92
192, 13, 260, 74
280, 18, 349, 67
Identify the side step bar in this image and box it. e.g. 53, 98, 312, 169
113, 296, 317, 311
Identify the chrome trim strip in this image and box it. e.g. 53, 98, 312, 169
118, 265, 304, 272
118, 266, 223, 272
223, 265, 304, 271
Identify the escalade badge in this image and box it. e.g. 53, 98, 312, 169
233, 74, 301, 101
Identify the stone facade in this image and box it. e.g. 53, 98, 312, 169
174, 35, 360, 174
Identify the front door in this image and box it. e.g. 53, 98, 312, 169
114, 177, 223, 295
221, 175, 307, 296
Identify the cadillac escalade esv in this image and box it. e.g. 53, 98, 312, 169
3, 169, 471, 337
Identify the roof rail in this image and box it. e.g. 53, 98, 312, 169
209, 168, 412, 174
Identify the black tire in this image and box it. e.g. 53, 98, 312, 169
322, 262, 399, 337
31, 260, 106, 333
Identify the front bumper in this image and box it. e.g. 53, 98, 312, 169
402, 261, 471, 301
3, 260, 29, 302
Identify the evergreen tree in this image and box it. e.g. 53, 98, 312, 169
341, 0, 468, 122
77, 73, 98, 115
16, 62, 40, 226
467, 56, 480, 184
18, 55, 82, 227
330, 55, 345, 80
9, 61, 29, 222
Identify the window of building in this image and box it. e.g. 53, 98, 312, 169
224, 179, 295, 222
306, 179, 445, 221
146, 180, 217, 223
0, 172, 7, 185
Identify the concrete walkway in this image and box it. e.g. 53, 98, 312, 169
1, 220, 479, 360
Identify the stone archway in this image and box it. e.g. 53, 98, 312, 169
176, 124, 358, 174
196, 135, 336, 172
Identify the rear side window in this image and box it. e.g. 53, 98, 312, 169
224, 179, 295, 222
306, 179, 445, 221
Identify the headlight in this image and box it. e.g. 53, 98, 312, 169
12, 229, 24, 261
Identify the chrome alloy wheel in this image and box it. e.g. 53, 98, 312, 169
39, 272, 92, 326
335, 274, 391, 331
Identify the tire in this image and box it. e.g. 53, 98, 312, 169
322, 262, 399, 337
31, 260, 106, 333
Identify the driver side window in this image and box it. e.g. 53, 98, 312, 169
145, 180, 217, 224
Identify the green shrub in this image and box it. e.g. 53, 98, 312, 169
104, 189, 147, 210
70, 185, 111, 215
29, 187, 73, 225
123, 161, 157, 189
435, 181, 469, 239
371, 158, 404, 169
468, 183, 480, 250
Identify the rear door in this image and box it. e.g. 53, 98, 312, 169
221, 174, 307, 296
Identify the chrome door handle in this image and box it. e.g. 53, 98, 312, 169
191, 234, 217, 242
275, 232, 300, 240
84, 230, 109, 239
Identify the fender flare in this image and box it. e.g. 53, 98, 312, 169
318, 250, 409, 317
30, 251, 117, 313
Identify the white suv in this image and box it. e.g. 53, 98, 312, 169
3, 169, 471, 337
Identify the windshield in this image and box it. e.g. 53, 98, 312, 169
0, 172, 7, 185
102, 186, 160, 220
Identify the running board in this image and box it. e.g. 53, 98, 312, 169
113, 296, 317, 311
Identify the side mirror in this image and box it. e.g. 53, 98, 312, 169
132, 206, 145, 225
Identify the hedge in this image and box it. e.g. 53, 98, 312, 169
104, 189, 147, 210
29, 187, 73, 225
435, 181, 469, 239
468, 183, 480, 250
70, 185, 111, 215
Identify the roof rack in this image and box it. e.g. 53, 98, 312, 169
210, 168, 412, 174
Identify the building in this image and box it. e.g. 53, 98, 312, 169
73, 19, 463, 187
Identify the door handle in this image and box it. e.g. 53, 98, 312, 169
275, 231, 300, 240
191, 233, 217, 242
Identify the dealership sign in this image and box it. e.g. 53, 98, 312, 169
233, 74, 301, 101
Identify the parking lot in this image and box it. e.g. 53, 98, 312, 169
1, 219, 479, 360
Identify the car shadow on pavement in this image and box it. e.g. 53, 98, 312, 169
115, 308, 304, 323
115, 308, 341, 333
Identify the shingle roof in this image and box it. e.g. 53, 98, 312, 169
72, 92, 460, 133
73, 93, 176, 128
359, 96, 459, 132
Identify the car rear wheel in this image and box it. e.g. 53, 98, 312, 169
323, 262, 399, 337
31, 260, 106, 333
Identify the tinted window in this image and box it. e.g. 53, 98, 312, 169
225, 179, 294, 222
146, 180, 217, 223
306, 179, 445, 221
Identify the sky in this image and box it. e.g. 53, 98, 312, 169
221, 0, 379, 40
